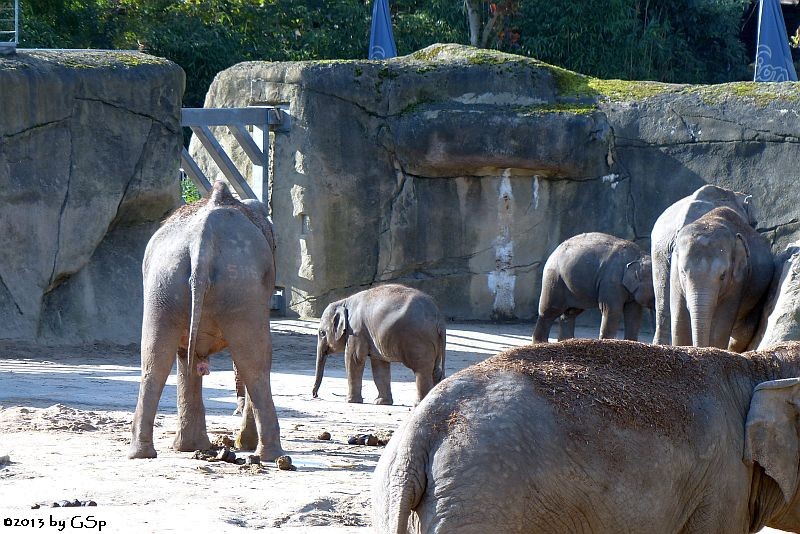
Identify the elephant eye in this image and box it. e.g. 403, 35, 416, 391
719, 273, 725, 281
319, 330, 325, 337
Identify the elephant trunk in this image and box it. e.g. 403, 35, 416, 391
312, 345, 328, 398
687, 291, 716, 348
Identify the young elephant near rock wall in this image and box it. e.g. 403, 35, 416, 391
671, 206, 773, 351
373, 339, 800, 533
532, 232, 654, 343
129, 181, 283, 461
312, 284, 446, 405
651, 184, 756, 345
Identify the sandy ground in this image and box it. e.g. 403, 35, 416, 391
0, 320, 785, 533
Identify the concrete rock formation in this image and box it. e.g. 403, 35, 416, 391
198, 44, 800, 320
0, 50, 183, 344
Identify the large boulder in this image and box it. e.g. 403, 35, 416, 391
0, 50, 183, 344
195, 44, 800, 320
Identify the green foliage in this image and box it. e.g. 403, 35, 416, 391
18, 0, 759, 105
181, 175, 202, 204
505, 0, 752, 83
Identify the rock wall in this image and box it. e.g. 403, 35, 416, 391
197, 44, 800, 320
0, 50, 183, 344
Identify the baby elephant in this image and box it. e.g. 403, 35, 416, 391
533, 232, 654, 343
312, 284, 446, 405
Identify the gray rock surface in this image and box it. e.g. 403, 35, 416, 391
195, 44, 800, 320
0, 50, 183, 344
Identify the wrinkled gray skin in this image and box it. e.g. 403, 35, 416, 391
532, 232, 654, 343
752, 243, 800, 350
312, 284, 446, 405
671, 207, 773, 350
651, 184, 757, 345
129, 182, 283, 461
373, 339, 800, 533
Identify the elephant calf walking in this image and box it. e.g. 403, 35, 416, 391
129, 181, 283, 461
312, 284, 446, 405
532, 232, 654, 343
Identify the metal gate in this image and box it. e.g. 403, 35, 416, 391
0, 0, 17, 54
180, 106, 288, 203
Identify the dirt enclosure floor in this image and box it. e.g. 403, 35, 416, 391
0, 320, 785, 533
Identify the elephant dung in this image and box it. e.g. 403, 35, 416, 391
210, 434, 235, 449
317, 431, 331, 441
276, 455, 296, 471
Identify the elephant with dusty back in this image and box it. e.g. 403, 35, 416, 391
532, 232, 654, 343
670, 206, 773, 350
373, 339, 800, 533
651, 184, 757, 345
129, 181, 283, 461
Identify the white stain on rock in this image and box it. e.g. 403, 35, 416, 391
489, 170, 516, 318
602, 173, 620, 190
532, 175, 540, 210
294, 151, 305, 174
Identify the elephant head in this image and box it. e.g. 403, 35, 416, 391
744, 377, 800, 530
623, 256, 655, 309
675, 222, 749, 347
312, 301, 348, 398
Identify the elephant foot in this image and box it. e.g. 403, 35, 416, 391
232, 396, 245, 416
347, 396, 364, 404
374, 397, 393, 406
256, 443, 285, 463
128, 441, 157, 459
236, 426, 259, 451
172, 432, 211, 453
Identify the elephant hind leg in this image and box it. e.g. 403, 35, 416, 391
370, 357, 393, 405
129, 317, 181, 459
533, 308, 562, 343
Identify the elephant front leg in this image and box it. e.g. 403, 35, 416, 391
370, 357, 393, 405
235, 392, 258, 450
225, 319, 283, 462
173, 348, 211, 452
598, 302, 623, 339
557, 309, 581, 341
344, 343, 366, 404
622, 302, 643, 341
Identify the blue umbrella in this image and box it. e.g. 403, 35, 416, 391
369, 0, 397, 60
754, 0, 798, 81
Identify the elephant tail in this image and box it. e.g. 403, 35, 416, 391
433, 321, 446, 384
186, 182, 230, 375
187, 224, 213, 376
372, 420, 428, 533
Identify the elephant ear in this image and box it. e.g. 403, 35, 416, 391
733, 233, 750, 281
622, 260, 641, 295
742, 194, 758, 227
744, 377, 800, 503
333, 305, 348, 343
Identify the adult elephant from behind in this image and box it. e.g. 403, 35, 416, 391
670, 206, 773, 350
129, 181, 283, 461
651, 184, 756, 344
